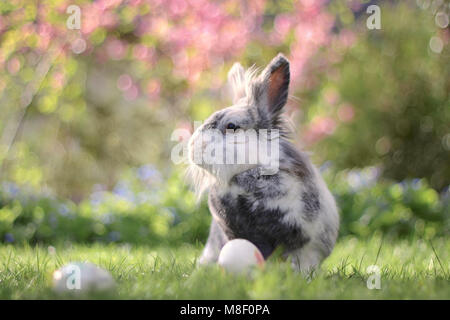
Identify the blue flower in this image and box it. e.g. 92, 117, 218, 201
2, 182, 19, 198
58, 204, 70, 216
4, 233, 14, 243
137, 164, 162, 185
113, 181, 135, 201
108, 231, 121, 242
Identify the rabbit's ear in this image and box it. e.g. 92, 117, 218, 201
228, 62, 246, 104
255, 54, 290, 119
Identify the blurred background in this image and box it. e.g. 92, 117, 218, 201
0, 0, 448, 246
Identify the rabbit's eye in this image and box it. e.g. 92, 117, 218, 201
226, 123, 239, 130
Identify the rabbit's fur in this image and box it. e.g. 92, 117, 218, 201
187, 54, 339, 272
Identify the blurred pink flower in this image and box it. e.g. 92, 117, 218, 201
38, 22, 53, 38
134, 16, 152, 37
71, 38, 87, 55
100, 11, 119, 29
106, 38, 127, 60
117, 74, 133, 91
349, 0, 363, 12
169, 0, 188, 17
151, 17, 169, 37
0, 0, 350, 104
274, 14, 293, 38
52, 71, 66, 89
176, 120, 193, 138
147, 79, 161, 99
128, 0, 143, 6
271, 1, 334, 87
124, 84, 139, 101
339, 29, 357, 48
132, 44, 153, 61
324, 88, 340, 105
338, 103, 355, 122
82, 6, 102, 34
316, 116, 336, 135
304, 116, 336, 144
6, 57, 21, 75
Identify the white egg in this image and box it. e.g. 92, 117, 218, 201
52, 262, 115, 294
218, 239, 265, 274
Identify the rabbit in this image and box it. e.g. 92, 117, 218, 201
187, 53, 339, 272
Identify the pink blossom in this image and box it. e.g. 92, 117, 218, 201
304, 116, 337, 144
313, 116, 336, 135
117, 74, 133, 91
339, 29, 357, 48
52, 71, 66, 89
134, 16, 152, 37
338, 103, 355, 122
169, 0, 188, 17
324, 88, 340, 105
128, 0, 142, 7
100, 11, 119, 29
82, 6, 102, 34
132, 44, 152, 61
274, 14, 293, 38
6, 57, 20, 75
147, 79, 161, 99
176, 120, 193, 138
38, 23, 53, 38
106, 38, 127, 60
124, 84, 139, 101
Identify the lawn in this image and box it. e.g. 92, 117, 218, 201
0, 236, 448, 300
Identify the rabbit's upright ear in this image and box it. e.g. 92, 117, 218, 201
227, 62, 246, 104
256, 54, 290, 119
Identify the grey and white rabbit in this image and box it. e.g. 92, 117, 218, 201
187, 54, 339, 272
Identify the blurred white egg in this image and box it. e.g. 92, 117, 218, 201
218, 239, 265, 274
52, 262, 115, 294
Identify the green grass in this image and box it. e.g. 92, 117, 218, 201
0, 236, 448, 299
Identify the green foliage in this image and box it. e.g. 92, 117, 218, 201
0, 168, 210, 246
1, 166, 448, 245
310, 4, 449, 190
325, 168, 449, 239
